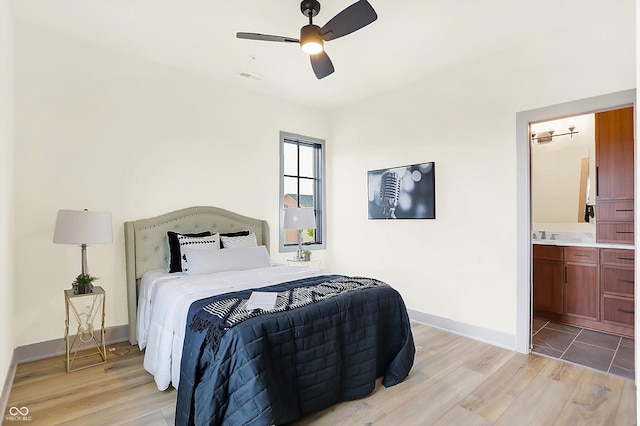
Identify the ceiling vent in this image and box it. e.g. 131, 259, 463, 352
238, 71, 262, 82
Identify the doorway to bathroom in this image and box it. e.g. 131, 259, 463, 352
516, 89, 636, 382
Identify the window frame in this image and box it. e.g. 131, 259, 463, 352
279, 131, 326, 253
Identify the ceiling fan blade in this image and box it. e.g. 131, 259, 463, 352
310, 51, 335, 79
321, 0, 377, 41
236, 32, 299, 43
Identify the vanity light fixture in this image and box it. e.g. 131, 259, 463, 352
531, 125, 578, 144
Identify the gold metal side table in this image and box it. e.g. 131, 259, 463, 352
64, 286, 107, 372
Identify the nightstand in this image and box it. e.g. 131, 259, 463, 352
287, 259, 321, 268
64, 286, 107, 372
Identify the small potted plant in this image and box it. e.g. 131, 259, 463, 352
72, 273, 98, 294
302, 249, 312, 262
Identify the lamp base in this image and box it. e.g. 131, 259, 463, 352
294, 249, 311, 262
74, 284, 94, 295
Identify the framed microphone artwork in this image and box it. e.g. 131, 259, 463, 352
367, 162, 436, 219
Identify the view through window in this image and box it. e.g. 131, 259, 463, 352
280, 132, 325, 252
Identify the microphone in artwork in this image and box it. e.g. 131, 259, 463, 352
379, 170, 401, 219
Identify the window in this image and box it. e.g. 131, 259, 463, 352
279, 131, 326, 253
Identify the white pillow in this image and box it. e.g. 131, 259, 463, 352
177, 233, 220, 273
181, 245, 271, 275
220, 232, 258, 249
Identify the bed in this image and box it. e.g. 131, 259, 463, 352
125, 206, 415, 425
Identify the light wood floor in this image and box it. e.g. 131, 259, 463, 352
5, 322, 637, 425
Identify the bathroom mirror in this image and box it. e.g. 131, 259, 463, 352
531, 113, 596, 227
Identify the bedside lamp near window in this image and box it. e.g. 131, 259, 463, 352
283, 207, 316, 261
53, 209, 113, 276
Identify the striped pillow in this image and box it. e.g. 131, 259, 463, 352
177, 233, 220, 273
220, 232, 258, 249
167, 231, 211, 273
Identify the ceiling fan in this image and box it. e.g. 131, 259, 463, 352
237, 0, 378, 79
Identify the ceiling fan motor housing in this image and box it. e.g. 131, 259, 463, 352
301, 0, 321, 18
300, 24, 323, 54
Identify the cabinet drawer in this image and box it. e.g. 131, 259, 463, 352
533, 245, 563, 261
596, 200, 634, 221
602, 296, 634, 326
601, 266, 635, 296
564, 247, 599, 264
597, 223, 634, 244
600, 249, 635, 266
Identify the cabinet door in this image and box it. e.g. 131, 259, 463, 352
564, 262, 599, 320
602, 295, 634, 327
596, 222, 634, 244
533, 259, 563, 314
601, 266, 634, 296
595, 107, 634, 200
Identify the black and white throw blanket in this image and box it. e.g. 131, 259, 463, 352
176, 274, 415, 426
190, 275, 387, 353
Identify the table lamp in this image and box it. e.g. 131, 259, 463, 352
283, 207, 316, 261
53, 209, 113, 275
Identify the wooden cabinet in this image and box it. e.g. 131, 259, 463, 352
563, 247, 599, 321
596, 200, 634, 221
533, 245, 563, 315
597, 222, 634, 244
533, 245, 634, 338
596, 106, 634, 243
600, 249, 634, 334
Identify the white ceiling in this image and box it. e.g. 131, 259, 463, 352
8, 0, 625, 110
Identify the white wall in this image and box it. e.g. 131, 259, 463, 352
11, 22, 329, 347
327, 6, 635, 343
0, 0, 15, 391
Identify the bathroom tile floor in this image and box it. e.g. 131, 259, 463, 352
532, 318, 634, 381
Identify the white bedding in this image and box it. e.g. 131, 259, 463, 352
137, 263, 327, 390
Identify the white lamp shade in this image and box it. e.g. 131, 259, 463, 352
283, 208, 316, 230
53, 210, 113, 245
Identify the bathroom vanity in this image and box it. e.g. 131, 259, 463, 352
533, 239, 634, 338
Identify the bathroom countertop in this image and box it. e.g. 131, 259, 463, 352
532, 239, 634, 250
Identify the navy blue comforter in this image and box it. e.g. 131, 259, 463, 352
175, 275, 415, 426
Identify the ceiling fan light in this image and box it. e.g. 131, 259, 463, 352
300, 24, 323, 55
301, 41, 323, 54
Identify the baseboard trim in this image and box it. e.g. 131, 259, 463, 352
408, 309, 517, 351
13, 324, 130, 365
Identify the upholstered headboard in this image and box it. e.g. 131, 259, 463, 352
124, 206, 270, 345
